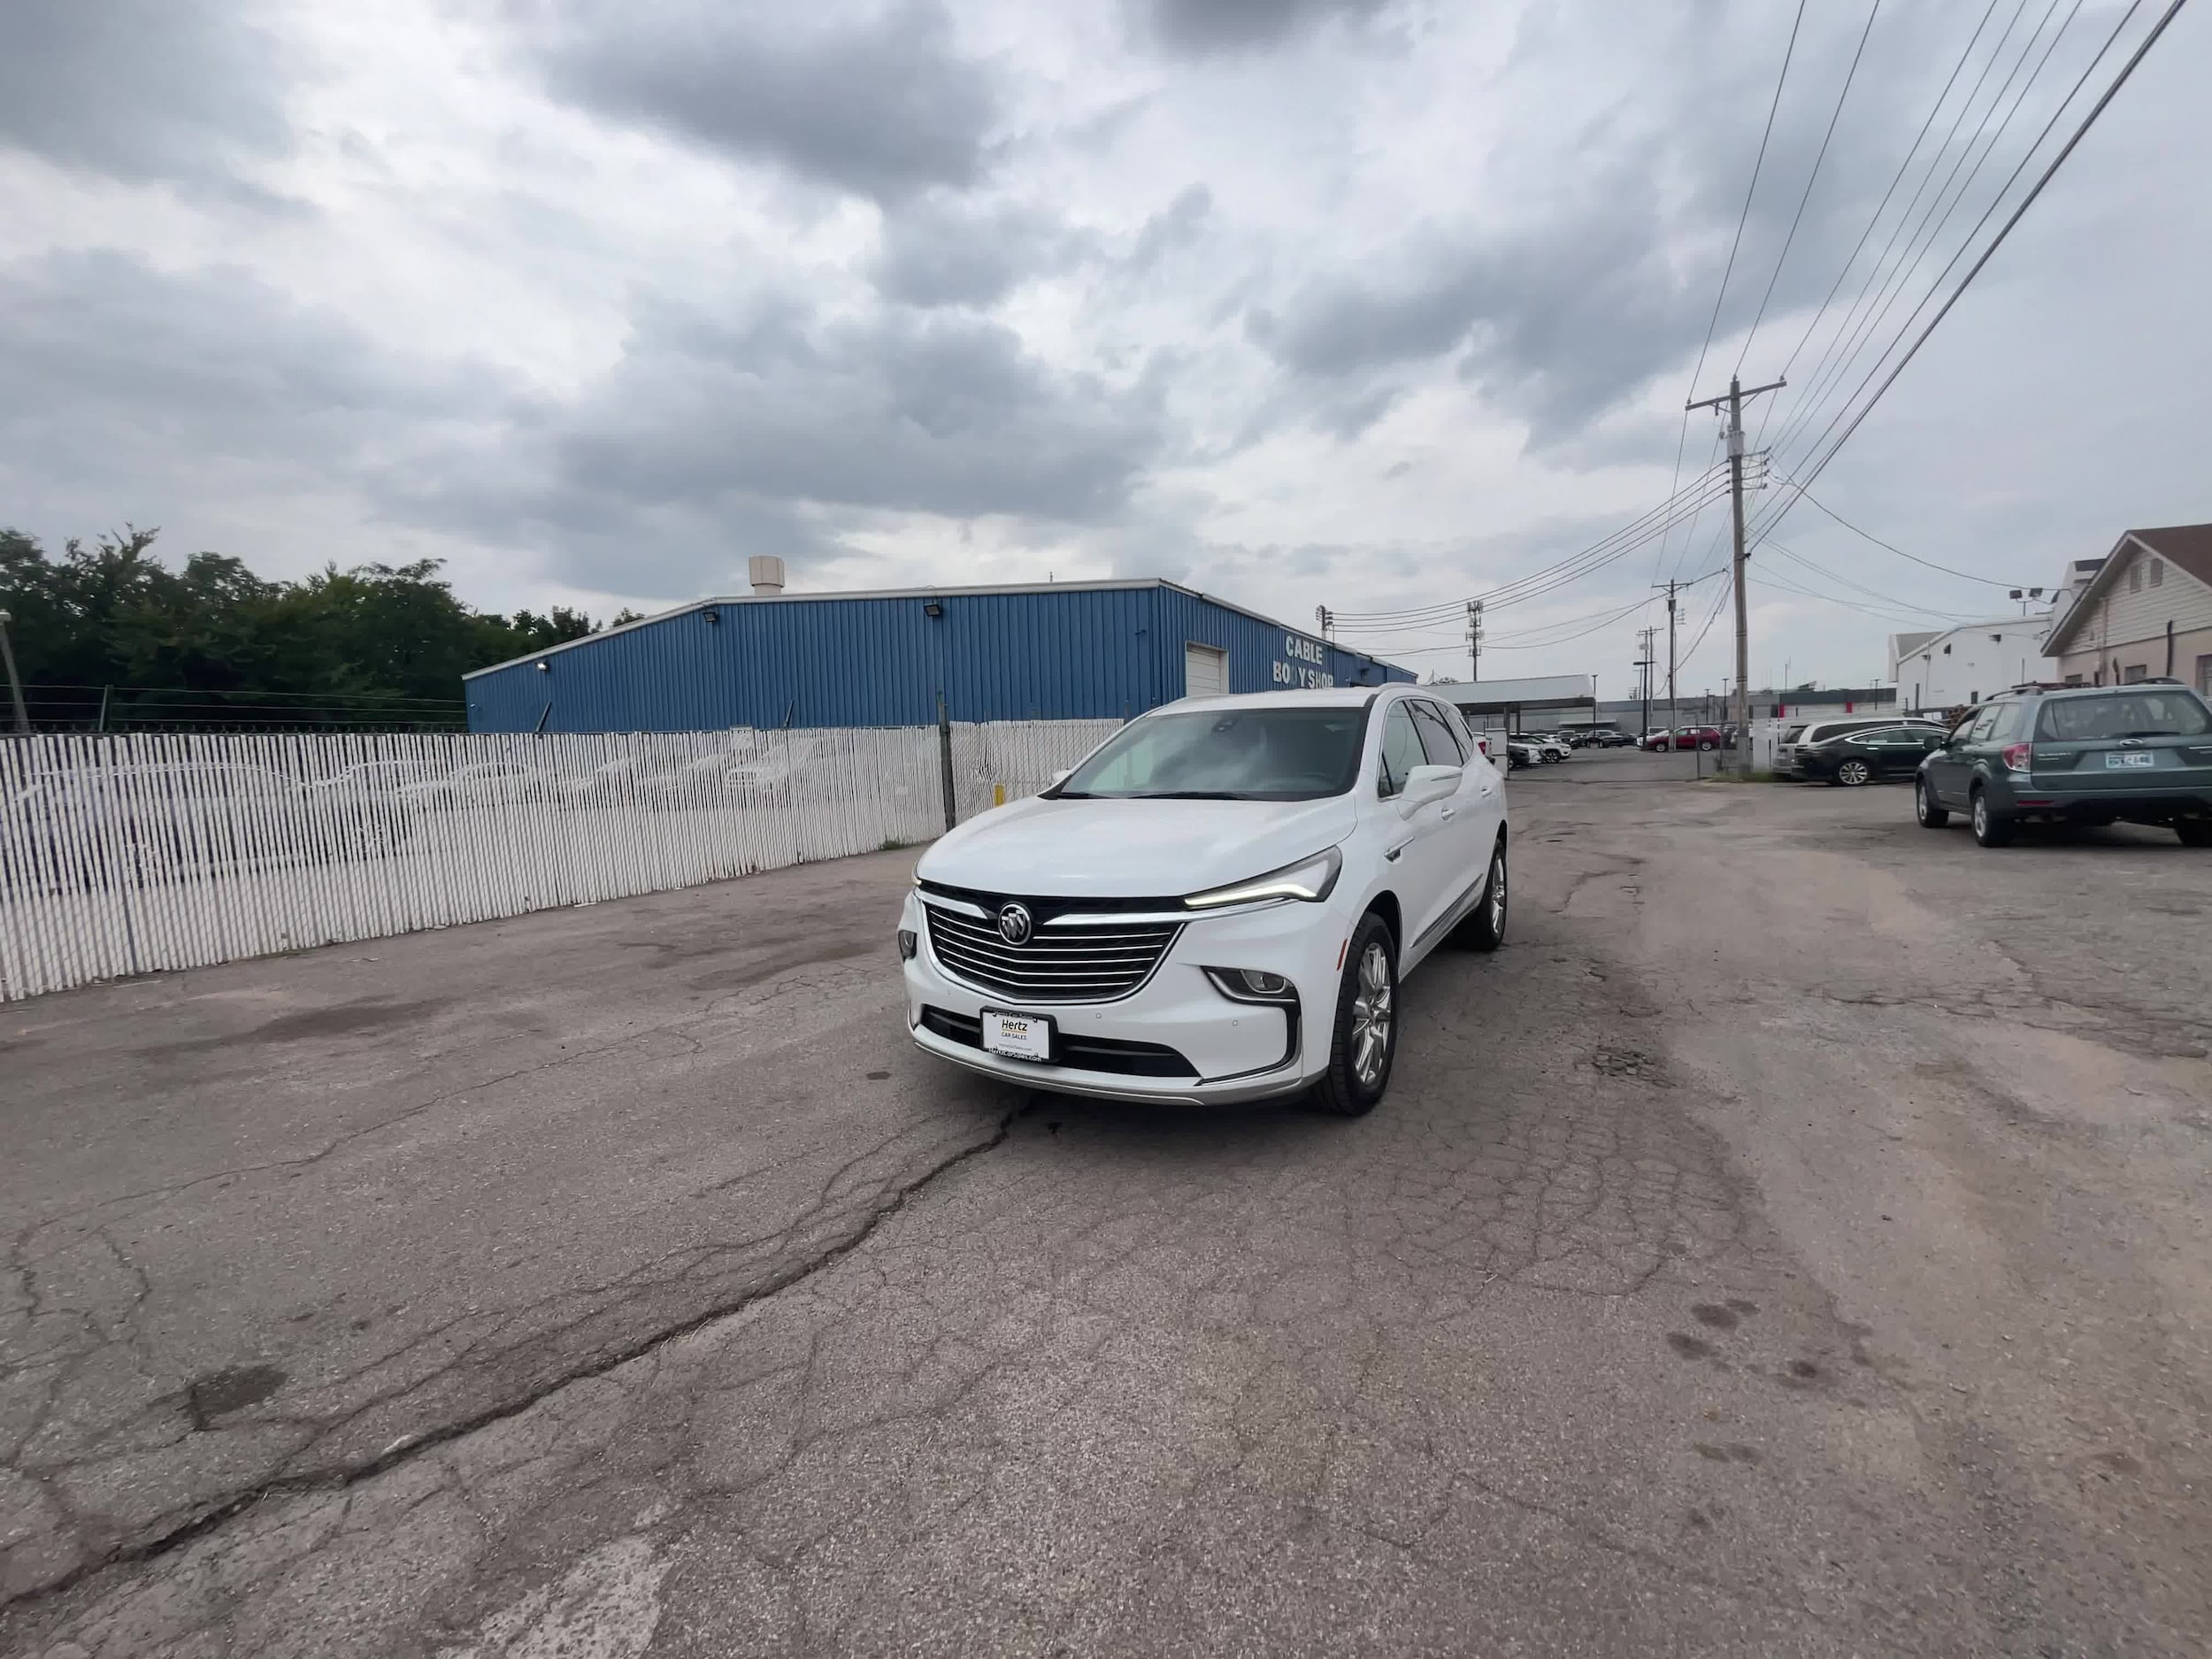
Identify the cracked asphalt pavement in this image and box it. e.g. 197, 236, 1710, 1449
4, 751, 2209, 1655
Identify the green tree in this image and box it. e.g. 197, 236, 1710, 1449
0, 526, 615, 728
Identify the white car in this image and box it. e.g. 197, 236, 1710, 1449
898, 687, 1509, 1116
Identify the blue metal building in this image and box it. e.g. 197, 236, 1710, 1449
464, 579, 1413, 733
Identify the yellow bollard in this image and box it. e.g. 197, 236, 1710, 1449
993, 783, 1007, 807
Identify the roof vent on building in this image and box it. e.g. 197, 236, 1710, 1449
749, 555, 787, 595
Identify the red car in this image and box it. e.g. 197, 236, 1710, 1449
1639, 726, 1723, 752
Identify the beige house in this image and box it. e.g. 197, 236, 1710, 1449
2042, 525, 2212, 696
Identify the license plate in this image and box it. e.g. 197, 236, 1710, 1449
982, 1010, 1053, 1061
2105, 751, 2155, 769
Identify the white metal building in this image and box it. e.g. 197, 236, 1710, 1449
1889, 618, 2052, 714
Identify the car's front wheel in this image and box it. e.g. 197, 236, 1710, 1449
1311, 913, 1397, 1118
1698, 739, 1717, 752
1835, 758, 1870, 787
1916, 777, 1948, 828
2177, 820, 2212, 847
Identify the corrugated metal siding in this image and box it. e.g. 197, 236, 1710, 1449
465, 583, 1409, 733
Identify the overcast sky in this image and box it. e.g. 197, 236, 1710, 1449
2, 0, 2204, 698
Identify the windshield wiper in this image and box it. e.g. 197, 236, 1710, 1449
1128, 789, 1246, 800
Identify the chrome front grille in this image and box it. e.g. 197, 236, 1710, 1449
923, 902, 1181, 1003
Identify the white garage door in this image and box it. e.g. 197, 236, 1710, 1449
1184, 642, 1229, 699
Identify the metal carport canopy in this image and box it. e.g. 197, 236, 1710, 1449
1425, 675, 1597, 717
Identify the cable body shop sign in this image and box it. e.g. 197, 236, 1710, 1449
1271, 633, 1335, 688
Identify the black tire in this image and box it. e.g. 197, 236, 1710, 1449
1310, 911, 1398, 1118
1915, 777, 1948, 829
1698, 739, 1717, 752
2177, 820, 2212, 847
1835, 758, 1871, 787
1970, 787, 2014, 848
1452, 836, 1509, 952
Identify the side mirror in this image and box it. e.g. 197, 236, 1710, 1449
1400, 764, 1461, 810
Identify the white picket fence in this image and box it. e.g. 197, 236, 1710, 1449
0, 720, 1121, 1002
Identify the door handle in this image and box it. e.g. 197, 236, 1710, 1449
1440, 807, 1455, 820
1386, 842, 1409, 862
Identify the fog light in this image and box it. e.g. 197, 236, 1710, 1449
896, 929, 918, 960
1203, 966, 1297, 1003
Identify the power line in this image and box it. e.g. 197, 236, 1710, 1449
1655, 0, 1808, 586
1763, 541, 1980, 619
1774, 474, 2025, 586
1763, 0, 2063, 464
1332, 465, 1731, 627
1755, 0, 2182, 539
1773, 0, 2008, 388
1735, 0, 1886, 377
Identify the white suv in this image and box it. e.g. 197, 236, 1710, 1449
898, 687, 1509, 1116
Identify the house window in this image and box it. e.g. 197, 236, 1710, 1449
2198, 655, 2212, 696
2123, 664, 2148, 684
2063, 674, 2084, 686
2150, 559, 2163, 588
1942, 643, 1952, 655
2129, 564, 2142, 593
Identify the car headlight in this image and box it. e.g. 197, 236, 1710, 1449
1183, 846, 1341, 910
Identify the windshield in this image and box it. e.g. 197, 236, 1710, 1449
2035, 689, 2212, 741
1053, 705, 1369, 801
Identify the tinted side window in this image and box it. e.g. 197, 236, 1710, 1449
1409, 702, 1463, 765
1378, 704, 1426, 798
1964, 706, 2001, 743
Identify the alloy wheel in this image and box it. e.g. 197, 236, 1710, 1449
1839, 760, 1870, 786
1487, 849, 1507, 930
1350, 941, 1394, 1086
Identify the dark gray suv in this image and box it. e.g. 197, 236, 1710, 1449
1915, 681, 2212, 848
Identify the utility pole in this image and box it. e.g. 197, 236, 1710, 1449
1652, 579, 1680, 747
1465, 600, 1484, 682
1688, 373, 1783, 774
1315, 605, 1333, 641
0, 609, 29, 735
1634, 628, 1655, 741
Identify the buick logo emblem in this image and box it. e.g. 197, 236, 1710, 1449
996, 902, 1033, 945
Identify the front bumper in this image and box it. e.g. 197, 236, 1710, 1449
899, 887, 1347, 1103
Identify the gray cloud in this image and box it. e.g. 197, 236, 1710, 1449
532, 0, 1000, 202
394, 292, 1168, 590
1136, 0, 1392, 55
0, 250, 490, 506
1240, 3, 2017, 444
0, 2, 291, 189
871, 194, 1070, 309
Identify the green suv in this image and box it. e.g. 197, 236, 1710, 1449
1916, 680, 2212, 848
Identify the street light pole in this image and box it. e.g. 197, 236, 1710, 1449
0, 609, 30, 734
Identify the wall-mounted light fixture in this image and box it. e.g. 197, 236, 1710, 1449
534, 659, 551, 673
922, 600, 944, 618
702, 607, 721, 625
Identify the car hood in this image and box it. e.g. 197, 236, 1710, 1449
918, 794, 1359, 899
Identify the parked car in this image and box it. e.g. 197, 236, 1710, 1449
1522, 735, 1570, 763
1916, 680, 2212, 847
1504, 739, 1538, 770
1796, 724, 1944, 786
1587, 730, 1636, 749
1777, 717, 1943, 778
900, 687, 1509, 1115
1640, 727, 1721, 752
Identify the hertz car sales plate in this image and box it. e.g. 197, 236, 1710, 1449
2106, 751, 2156, 769
983, 1010, 1054, 1061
